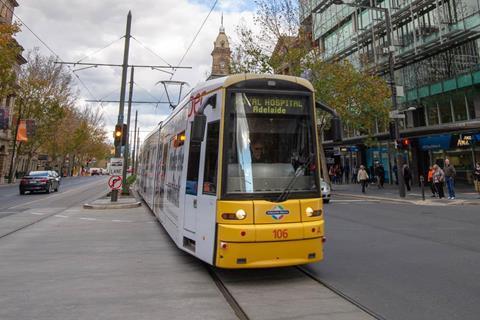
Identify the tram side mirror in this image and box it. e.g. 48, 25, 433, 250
191, 113, 207, 143
331, 117, 343, 142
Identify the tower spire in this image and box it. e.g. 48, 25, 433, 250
220, 12, 225, 33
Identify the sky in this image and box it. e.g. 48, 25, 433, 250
13, 0, 257, 144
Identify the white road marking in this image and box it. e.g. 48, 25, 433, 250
55, 215, 68, 218
112, 219, 132, 223
30, 212, 45, 215
80, 217, 97, 221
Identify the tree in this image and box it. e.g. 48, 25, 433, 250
232, 0, 391, 182
10, 49, 76, 177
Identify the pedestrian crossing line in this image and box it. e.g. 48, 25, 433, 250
30, 212, 45, 215
54, 215, 68, 218
112, 219, 132, 223
80, 217, 97, 221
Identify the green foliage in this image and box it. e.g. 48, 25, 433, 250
126, 174, 136, 187
0, 23, 21, 100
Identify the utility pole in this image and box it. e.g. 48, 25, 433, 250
132, 110, 138, 174
122, 66, 134, 193
111, 11, 132, 202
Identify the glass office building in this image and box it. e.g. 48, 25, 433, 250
301, 0, 480, 183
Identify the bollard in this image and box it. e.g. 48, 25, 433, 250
420, 175, 425, 201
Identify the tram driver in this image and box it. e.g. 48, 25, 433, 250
251, 141, 267, 163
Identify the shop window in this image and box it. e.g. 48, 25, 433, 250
438, 98, 453, 124
451, 92, 468, 122
202, 121, 219, 195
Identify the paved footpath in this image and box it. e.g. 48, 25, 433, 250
332, 183, 480, 205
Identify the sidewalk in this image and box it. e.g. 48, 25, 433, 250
332, 182, 480, 205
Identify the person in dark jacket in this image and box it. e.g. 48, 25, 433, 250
444, 159, 456, 200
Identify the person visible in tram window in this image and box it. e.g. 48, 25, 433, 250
251, 141, 266, 163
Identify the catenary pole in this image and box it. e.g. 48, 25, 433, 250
122, 66, 134, 193
111, 11, 132, 202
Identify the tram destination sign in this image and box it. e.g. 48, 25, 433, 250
247, 95, 308, 115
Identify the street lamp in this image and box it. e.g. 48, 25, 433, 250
332, 0, 406, 198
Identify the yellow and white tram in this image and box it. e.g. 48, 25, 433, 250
137, 74, 325, 268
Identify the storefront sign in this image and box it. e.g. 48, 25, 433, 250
456, 134, 473, 147
418, 135, 451, 151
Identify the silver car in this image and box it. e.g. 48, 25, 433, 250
321, 179, 331, 203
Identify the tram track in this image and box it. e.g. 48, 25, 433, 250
207, 266, 251, 320
297, 266, 387, 320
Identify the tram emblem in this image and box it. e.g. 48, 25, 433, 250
266, 205, 289, 220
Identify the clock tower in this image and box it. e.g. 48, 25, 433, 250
209, 14, 231, 79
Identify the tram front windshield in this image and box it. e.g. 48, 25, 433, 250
224, 92, 319, 198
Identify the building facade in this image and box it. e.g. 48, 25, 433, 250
301, 0, 480, 184
0, 0, 26, 183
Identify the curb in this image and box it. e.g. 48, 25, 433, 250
83, 202, 142, 210
334, 192, 479, 206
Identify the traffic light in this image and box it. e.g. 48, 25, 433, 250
114, 124, 122, 146
395, 138, 410, 150
122, 124, 128, 146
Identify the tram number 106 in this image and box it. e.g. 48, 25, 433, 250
272, 229, 288, 239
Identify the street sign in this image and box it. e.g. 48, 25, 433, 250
389, 110, 405, 119
110, 157, 123, 175
108, 175, 123, 190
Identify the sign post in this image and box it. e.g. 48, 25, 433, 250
110, 157, 124, 176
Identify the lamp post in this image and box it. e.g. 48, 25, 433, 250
332, 0, 406, 197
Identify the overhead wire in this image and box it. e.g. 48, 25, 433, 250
131, 36, 172, 66
2, 0, 116, 125
75, 35, 125, 63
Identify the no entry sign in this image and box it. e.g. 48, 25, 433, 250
108, 175, 123, 190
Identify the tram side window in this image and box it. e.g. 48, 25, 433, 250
203, 121, 220, 195
186, 123, 202, 195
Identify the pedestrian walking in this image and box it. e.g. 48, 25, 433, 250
403, 164, 412, 191
393, 164, 398, 185
375, 163, 385, 188
444, 159, 456, 199
344, 163, 350, 184
357, 165, 369, 193
473, 162, 480, 198
432, 164, 445, 199
329, 165, 335, 184
427, 166, 436, 197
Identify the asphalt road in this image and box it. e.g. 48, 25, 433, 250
0, 176, 107, 212
306, 198, 480, 320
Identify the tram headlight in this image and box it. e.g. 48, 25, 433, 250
235, 209, 247, 220
305, 207, 322, 217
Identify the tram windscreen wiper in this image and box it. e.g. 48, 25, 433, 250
274, 156, 313, 203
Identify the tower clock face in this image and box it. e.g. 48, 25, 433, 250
220, 61, 226, 68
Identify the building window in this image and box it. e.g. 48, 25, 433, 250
438, 97, 453, 123
466, 87, 480, 119
451, 92, 468, 121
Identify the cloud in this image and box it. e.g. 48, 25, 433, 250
14, 0, 256, 143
